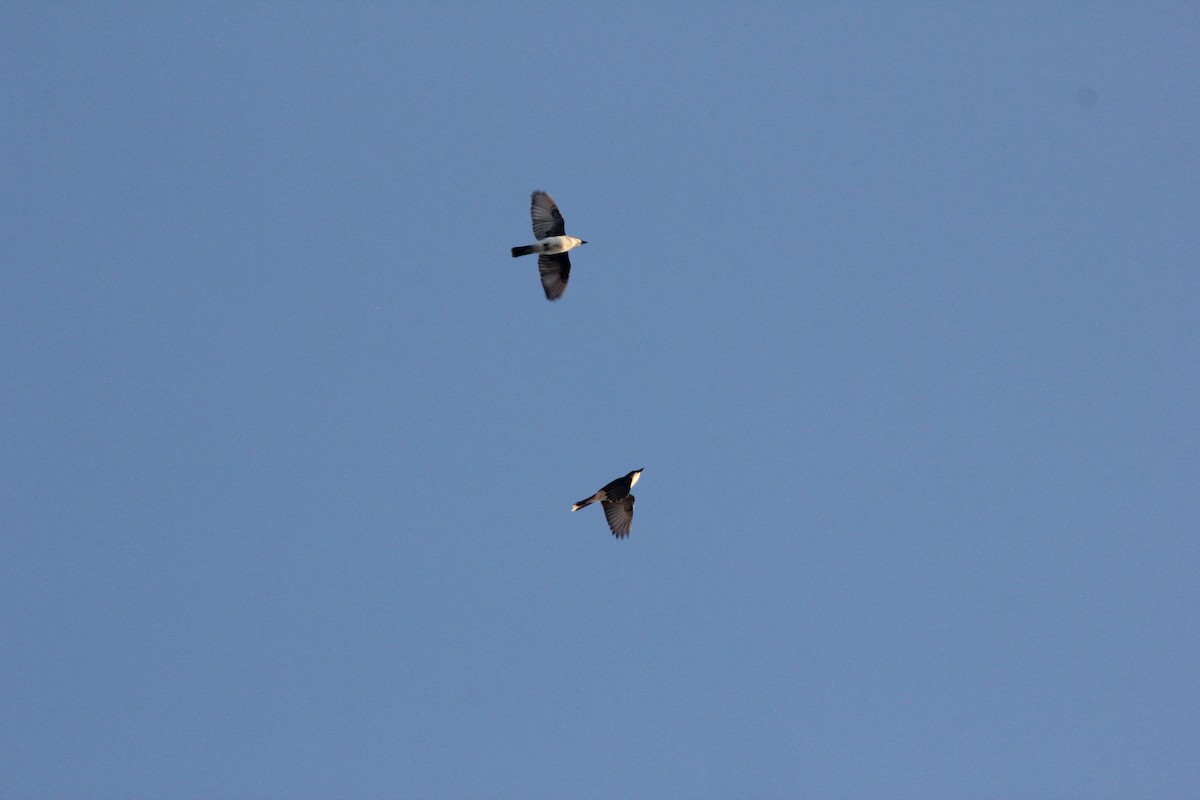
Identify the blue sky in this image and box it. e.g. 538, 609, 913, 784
3, 3, 1198, 797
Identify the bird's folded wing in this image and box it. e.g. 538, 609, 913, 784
537, 253, 570, 301
531, 191, 566, 239
602, 496, 635, 538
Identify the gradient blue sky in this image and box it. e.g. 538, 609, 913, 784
3, 3, 1198, 798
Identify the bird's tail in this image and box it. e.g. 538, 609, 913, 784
511, 245, 536, 258
572, 496, 598, 512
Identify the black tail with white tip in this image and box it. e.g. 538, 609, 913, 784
572, 495, 599, 512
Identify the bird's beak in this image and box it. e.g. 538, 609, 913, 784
580, 240, 588, 245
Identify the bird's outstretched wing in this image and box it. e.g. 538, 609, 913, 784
531, 191, 566, 239
602, 495, 635, 538
537, 253, 570, 301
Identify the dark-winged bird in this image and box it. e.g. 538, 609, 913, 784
572, 469, 643, 539
510, 190, 587, 301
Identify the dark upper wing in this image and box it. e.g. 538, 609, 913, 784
531, 191, 566, 239
537, 253, 570, 301
602, 496, 635, 538
600, 474, 631, 500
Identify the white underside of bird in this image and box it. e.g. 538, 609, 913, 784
522, 235, 584, 255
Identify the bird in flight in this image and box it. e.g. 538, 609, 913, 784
572, 469, 643, 539
511, 190, 587, 301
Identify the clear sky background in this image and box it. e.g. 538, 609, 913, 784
3, 3, 1198, 798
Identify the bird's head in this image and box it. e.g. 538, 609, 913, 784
628, 468, 643, 487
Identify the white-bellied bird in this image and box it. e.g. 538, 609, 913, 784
511, 190, 587, 301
